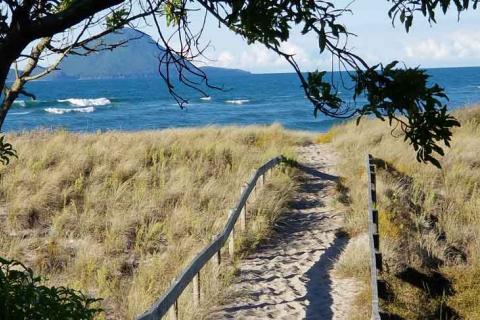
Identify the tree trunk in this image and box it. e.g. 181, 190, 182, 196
0, 0, 127, 131
0, 41, 29, 130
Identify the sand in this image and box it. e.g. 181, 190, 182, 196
208, 143, 361, 319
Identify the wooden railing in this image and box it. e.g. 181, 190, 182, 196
136, 155, 286, 320
366, 154, 383, 320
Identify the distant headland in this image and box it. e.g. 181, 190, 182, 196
7, 28, 250, 81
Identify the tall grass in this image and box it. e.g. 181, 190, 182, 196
329, 106, 480, 319
0, 125, 310, 319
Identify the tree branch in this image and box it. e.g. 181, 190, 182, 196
29, 0, 125, 39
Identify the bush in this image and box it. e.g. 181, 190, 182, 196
0, 257, 101, 320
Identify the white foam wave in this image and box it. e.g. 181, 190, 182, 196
11, 111, 31, 115
45, 107, 95, 114
45, 108, 68, 114
13, 100, 26, 107
200, 96, 212, 101
74, 107, 95, 113
58, 97, 111, 107
225, 99, 250, 105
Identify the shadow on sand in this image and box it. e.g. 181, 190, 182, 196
305, 231, 348, 320
291, 164, 348, 319
209, 164, 348, 319
294, 162, 338, 182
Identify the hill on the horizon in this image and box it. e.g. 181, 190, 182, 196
59, 28, 161, 79
7, 28, 250, 81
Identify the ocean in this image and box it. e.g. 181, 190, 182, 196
6, 66, 480, 133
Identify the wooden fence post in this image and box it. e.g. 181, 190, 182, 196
368, 158, 382, 273
244, 182, 249, 212
193, 272, 200, 308
372, 210, 382, 272
214, 248, 221, 267
251, 170, 257, 197
229, 210, 235, 258
169, 279, 178, 320
367, 154, 384, 319
239, 187, 247, 232
369, 162, 377, 206
241, 203, 247, 230
212, 235, 221, 267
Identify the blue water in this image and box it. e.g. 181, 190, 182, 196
6, 67, 480, 133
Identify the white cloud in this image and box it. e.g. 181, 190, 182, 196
216, 51, 235, 67
453, 32, 480, 58
278, 42, 312, 66
406, 38, 451, 60
208, 42, 326, 73
405, 31, 480, 65
209, 29, 480, 72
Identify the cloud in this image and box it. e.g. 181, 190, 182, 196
453, 32, 480, 58
215, 51, 235, 67
208, 42, 326, 73
405, 38, 451, 60
405, 30, 480, 65
209, 31, 480, 72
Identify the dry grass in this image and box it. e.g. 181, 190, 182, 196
330, 106, 480, 319
334, 234, 370, 281
314, 126, 340, 144
0, 125, 311, 319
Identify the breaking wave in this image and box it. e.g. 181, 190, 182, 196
13, 100, 26, 107
225, 99, 250, 105
11, 111, 31, 115
44, 107, 95, 114
58, 98, 111, 107
200, 96, 212, 101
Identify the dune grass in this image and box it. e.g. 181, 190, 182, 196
329, 106, 480, 319
0, 125, 311, 319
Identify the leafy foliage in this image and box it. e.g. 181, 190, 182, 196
208, 0, 462, 166
0, 135, 16, 165
164, 0, 183, 26
306, 71, 342, 118
219, 0, 350, 50
0, 257, 102, 320
106, 8, 129, 29
305, 62, 460, 167
353, 62, 460, 167
56, 0, 76, 12
388, 0, 480, 31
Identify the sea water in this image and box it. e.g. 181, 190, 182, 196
6, 67, 480, 133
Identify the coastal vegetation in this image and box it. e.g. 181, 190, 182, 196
0, 125, 309, 319
0, 257, 101, 319
1, 1, 479, 319
328, 106, 480, 319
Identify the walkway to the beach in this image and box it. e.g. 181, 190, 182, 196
208, 144, 359, 319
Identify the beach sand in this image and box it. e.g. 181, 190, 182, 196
208, 143, 361, 319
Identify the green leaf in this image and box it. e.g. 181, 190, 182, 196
319, 29, 327, 52
405, 15, 413, 32
106, 9, 128, 29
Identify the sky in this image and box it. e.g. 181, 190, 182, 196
142, 1, 480, 74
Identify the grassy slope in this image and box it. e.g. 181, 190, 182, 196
326, 107, 480, 319
0, 125, 310, 319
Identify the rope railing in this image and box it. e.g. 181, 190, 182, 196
366, 154, 384, 320
136, 155, 286, 320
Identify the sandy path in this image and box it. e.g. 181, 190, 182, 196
208, 143, 358, 320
